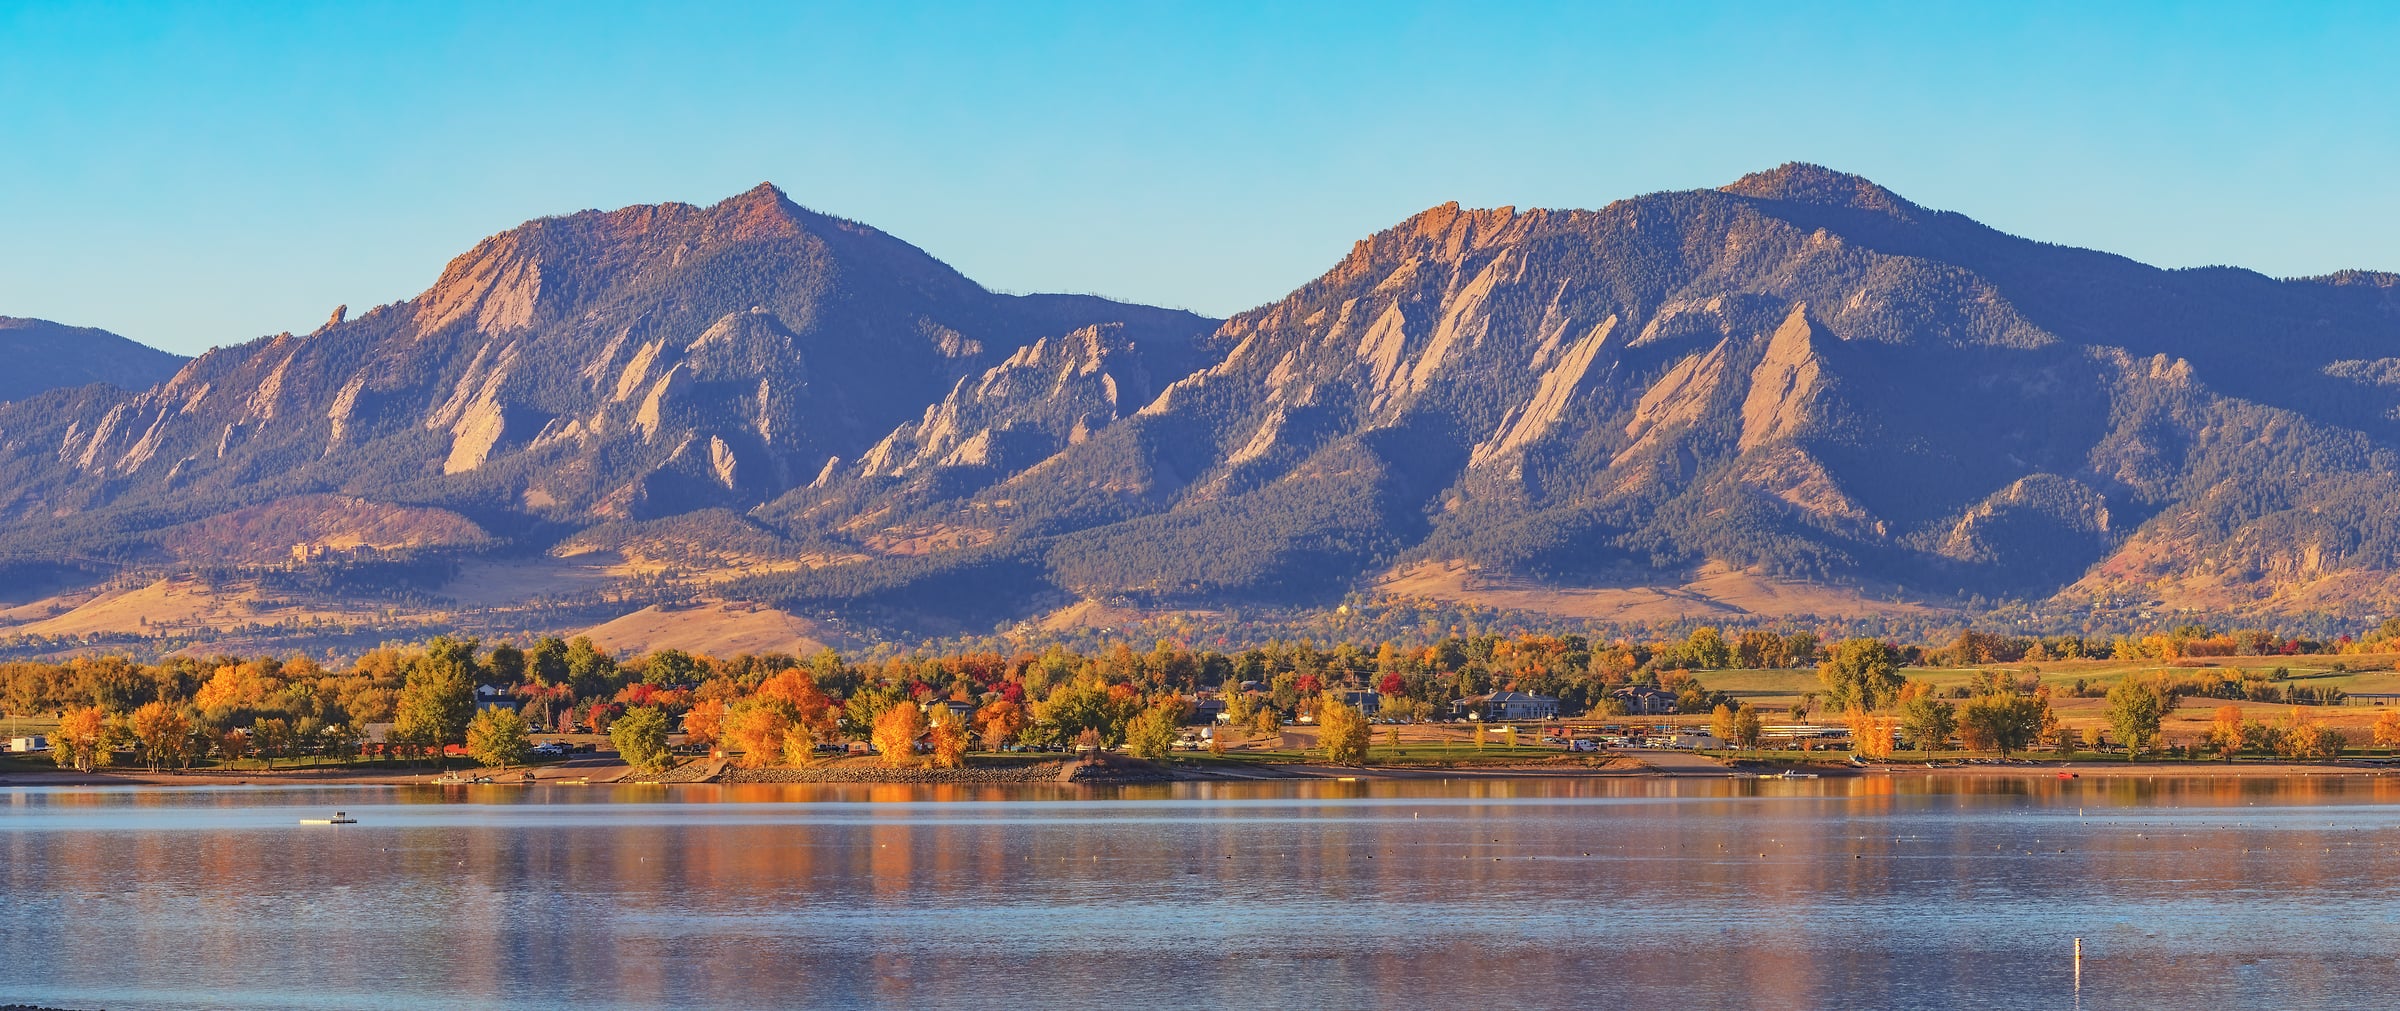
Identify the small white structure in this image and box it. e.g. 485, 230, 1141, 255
8, 735, 49, 753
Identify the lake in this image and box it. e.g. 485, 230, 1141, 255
3, 775, 2399, 1009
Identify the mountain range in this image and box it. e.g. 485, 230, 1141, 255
0, 316, 188, 403
6, 166, 2400, 653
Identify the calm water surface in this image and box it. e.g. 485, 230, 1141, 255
4, 775, 2399, 1009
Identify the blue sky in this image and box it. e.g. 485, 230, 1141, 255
3, 1, 2396, 355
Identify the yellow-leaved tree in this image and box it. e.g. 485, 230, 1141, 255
874, 703, 928, 768
722, 698, 795, 769
52, 706, 111, 772
129, 701, 193, 771
1317, 693, 1370, 766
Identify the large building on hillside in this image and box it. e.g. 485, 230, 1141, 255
1454, 691, 1560, 722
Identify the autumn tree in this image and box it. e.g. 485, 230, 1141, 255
1847, 711, 1897, 760
466, 707, 531, 770
722, 697, 796, 769
873, 703, 928, 768
2208, 705, 2248, 760
52, 706, 112, 772
975, 697, 1027, 752
682, 699, 727, 753
1317, 693, 1370, 765
2373, 709, 2400, 752
1708, 704, 1738, 746
928, 715, 970, 769
192, 663, 270, 714
129, 701, 193, 771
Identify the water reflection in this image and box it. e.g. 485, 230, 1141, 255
1, 776, 2397, 1009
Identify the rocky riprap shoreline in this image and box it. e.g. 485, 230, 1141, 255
716, 757, 1188, 785
720, 761, 1075, 784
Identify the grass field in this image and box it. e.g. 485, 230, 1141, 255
1700, 653, 2400, 744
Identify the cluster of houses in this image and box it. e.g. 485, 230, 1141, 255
1182, 684, 1699, 725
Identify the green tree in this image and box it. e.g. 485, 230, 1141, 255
466, 707, 531, 769
640, 648, 700, 686
1732, 703, 1764, 751
1125, 701, 1183, 760
1817, 639, 1904, 713
1317, 693, 1370, 765
487, 643, 528, 685
1959, 693, 2049, 756
253, 717, 294, 770
1898, 693, 1958, 752
610, 706, 673, 774
565, 637, 616, 700
2106, 679, 2171, 760
394, 646, 476, 766
527, 636, 571, 685
1685, 627, 1733, 669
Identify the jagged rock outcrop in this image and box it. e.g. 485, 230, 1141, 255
762, 164, 2400, 618
0, 184, 1213, 565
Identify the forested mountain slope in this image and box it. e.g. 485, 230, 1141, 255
6, 168, 2400, 654
0, 184, 1214, 573
0, 317, 187, 403
762, 164, 2400, 622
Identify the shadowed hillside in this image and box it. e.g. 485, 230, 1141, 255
0, 316, 187, 402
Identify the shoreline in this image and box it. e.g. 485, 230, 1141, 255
5, 753, 2393, 789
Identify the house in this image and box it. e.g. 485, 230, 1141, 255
1333, 689, 1381, 716
1455, 691, 1560, 722
473, 685, 518, 712
923, 699, 977, 720
1610, 685, 1680, 715
7, 735, 47, 753
1187, 696, 1227, 725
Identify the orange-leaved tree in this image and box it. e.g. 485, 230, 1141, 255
52, 706, 112, 772
682, 699, 726, 753
2208, 705, 2246, 760
129, 701, 193, 771
873, 703, 928, 768
722, 697, 795, 769
1847, 710, 1897, 760
975, 698, 1026, 751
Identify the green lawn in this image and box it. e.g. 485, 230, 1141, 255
1697, 655, 2400, 711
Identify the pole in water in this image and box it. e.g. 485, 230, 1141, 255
2073, 937, 2083, 987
